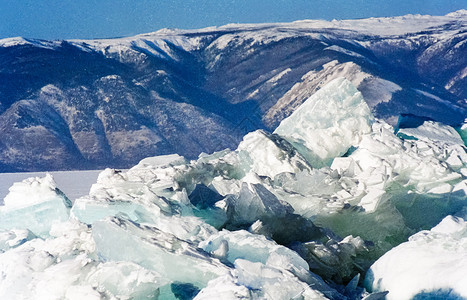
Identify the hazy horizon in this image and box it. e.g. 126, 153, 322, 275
1, 0, 466, 40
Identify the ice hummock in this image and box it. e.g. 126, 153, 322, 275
397, 120, 465, 145
236, 130, 312, 178
0, 77, 465, 298
365, 215, 467, 299
274, 77, 372, 167
0, 174, 71, 237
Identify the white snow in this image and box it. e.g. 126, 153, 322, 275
0, 37, 60, 49
414, 88, 462, 111
398, 120, 464, 145
69, 31, 203, 62
365, 216, 467, 300
324, 45, 365, 58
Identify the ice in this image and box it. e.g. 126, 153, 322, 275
209, 176, 241, 196
31, 255, 96, 300
0, 241, 52, 299
0, 229, 36, 252
348, 120, 466, 211
331, 157, 362, 177
194, 274, 252, 299
189, 184, 224, 209
199, 229, 309, 271
236, 130, 311, 178
86, 261, 165, 299
453, 179, 467, 195
397, 120, 464, 145
0, 218, 167, 299
225, 182, 293, 226
302, 118, 467, 262
0, 223, 96, 299
204, 258, 340, 299
74, 193, 217, 244
0, 170, 101, 202
72, 167, 218, 243
199, 229, 343, 299
274, 77, 372, 167
47, 221, 96, 258
71, 197, 156, 225
198, 226, 366, 294
196, 264, 334, 300
3, 173, 70, 209
233, 259, 329, 299
365, 216, 467, 299
359, 188, 386, 212
293, 235, 368, 284
134, 153, 186, 168
64, 285, 101, 300
189, 184, 228, 228
92, 216, 229, 289
273, 169, 346, 217
0, 174, 71, 237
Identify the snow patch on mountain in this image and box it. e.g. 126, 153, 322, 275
0, 37, 60, 49
70, 32, 204, 62
324, 45, 365, 58
414, 89, 464, 111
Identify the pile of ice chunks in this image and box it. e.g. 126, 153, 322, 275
0, 78, 465, 299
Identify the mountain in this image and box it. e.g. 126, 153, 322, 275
1, 11, 466, 171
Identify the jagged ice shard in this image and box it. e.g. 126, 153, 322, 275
0, 77, 466, 299
274, 77, 373, 168
0, 174, 71, 238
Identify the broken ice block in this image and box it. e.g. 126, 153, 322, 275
199, 229, 309, 272
92, 217, 229, 288
225, 182, 293, 225
0, 229, 36, 252
236, 130, 311, 178
274, 77, 372, 167
0, 174, 71, 237
71, 196, 157, 225
86, 261, 166, 298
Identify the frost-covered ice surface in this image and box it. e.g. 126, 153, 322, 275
0, 170, 101, 202
365, 216, 467, 299
0, 78, 466, 299
274, 77, 372, 167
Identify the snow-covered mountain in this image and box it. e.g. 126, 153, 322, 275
1, 11, 466, 171
0, 78, 466, 299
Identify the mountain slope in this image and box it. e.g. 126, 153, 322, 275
0, 11, 466, 171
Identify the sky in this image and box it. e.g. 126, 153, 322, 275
1, 0, 466, 40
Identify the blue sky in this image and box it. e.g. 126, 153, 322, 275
1, 0, 466, 40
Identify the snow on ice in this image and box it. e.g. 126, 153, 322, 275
0, 78, 466, 299
365, 215, 467, 299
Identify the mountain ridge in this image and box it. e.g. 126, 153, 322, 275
0, 11, 466, 171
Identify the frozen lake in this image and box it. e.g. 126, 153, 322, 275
0, 170, 102, 202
